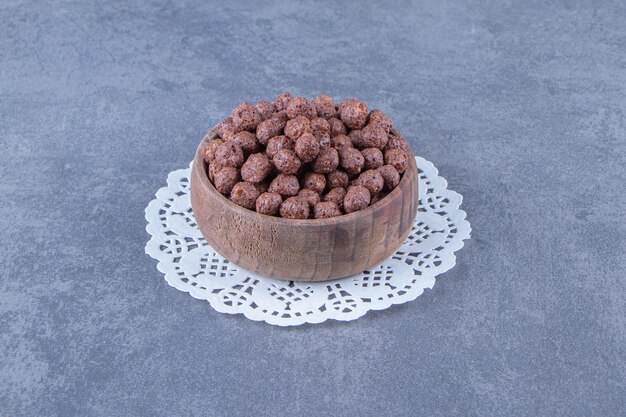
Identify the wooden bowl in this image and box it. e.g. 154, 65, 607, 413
190, 129, 419, 281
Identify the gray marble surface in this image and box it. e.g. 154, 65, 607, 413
1, 1, 625, 416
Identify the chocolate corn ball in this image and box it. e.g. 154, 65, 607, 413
370, 191, 388, 205
368, 110, 392, 133
302, 172, 326, 194
385, 132, 410, 151
295, 133, 320, 163
214, 141, 244, 168
384, 149, 408, 173
255, 101, 276, 121
344, 185, 371, 214
311, 94, 338, 119
230, 181, 260, 210
202, 138, 224, 162
286, 96, 315, 119
284, 115, 312, 140
256, 192, 283, 216
311, 118, 331, 147
207, 161, 221, 183
354, 169, 384, 195
360, 124, 388, 149
315, 131, 332, 148
273, 149, 301, 175
331, 134, 353, 150
328, 117, 348, 137
339, 98, 368, 129
312, 147, 339, 174
339, 147, 365, 175
361, 147, 384, 170
256, 117, 284, 145
326, 170, 349, 190
311, 117, 330, 135
232, 102, 262, 132
230, 131, 260, 155
314, 201, 342, 219
323, 187, 347, 210
269, 173, 300, 198
280, 197, 310, 220
241, 153, 272, 183
348, 129, 365, 149
215, 117, 237, 141
266, 135, 294, 159
378, 164, 401, 190
272, 110, 290, 124
297, 188, 321, 209
213, 166, 241, 194
274, 92, 292, 112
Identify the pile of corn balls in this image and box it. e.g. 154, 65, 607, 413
201, 93, 410, 219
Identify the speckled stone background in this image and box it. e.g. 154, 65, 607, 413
1, 0, 625, 416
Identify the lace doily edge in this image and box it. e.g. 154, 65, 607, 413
144, 156, 472, 326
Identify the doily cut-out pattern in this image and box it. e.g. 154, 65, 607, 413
145, 157, 470, 326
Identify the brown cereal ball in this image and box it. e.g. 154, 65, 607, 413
311, 94, 338, 119
297, 188, 321, 209
272, 148, 301, 174
274, 92, 292, 111
255, 118, 283, 145
302, 172, 326, 194
360, 124, 388, 149
326, 170, 349, 190
214, 141, 244, 168
268, 174, 300, 197
266, 135, 294, 159
314, 201, 342, 219
215, 117, 237, 141
378, 164, 401, 190
202, 138, 224, 162
213, 166, 240, 194
284, 115, 312, 140
328, 117, 348, 137
361, 147, 384, 170
323, 187, 347, 210
370, 191, 388, 205
256, 192, 283, 216
232, 102, 262, 132
384, 149, 408, 173
354, 169, 384, 195
339, 98, 368, 129
295, 133, 320, 163
286, 96, 313, 119
280, 197, 310, 219
331, 134, 353, 150
314, 131, 332, 148
272, 110, 290, 124
339, 147, 365, 175
255, 101, 276, 120
230, 131, 260, 155
241, 153, 273, 183
312, 147, 340, 174
207, 161, 221, 183
385, 133, 410, 151
348, 129, 365, 149
311, 117, 330, 135
230, 181, 260, 210
344, 185, 371, 214
368, 110, 393, 133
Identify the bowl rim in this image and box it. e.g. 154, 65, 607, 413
193, 128, 416, 226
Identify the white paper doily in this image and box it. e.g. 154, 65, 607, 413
145, 156, 471, 326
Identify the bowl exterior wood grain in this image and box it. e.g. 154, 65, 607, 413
190, 129, 418, 281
